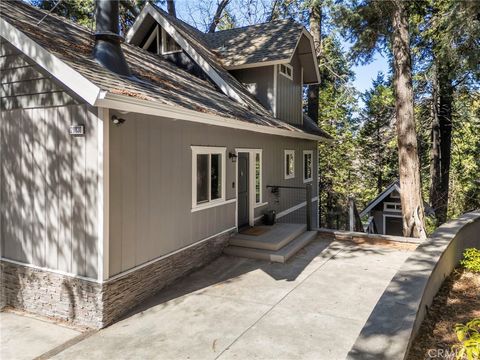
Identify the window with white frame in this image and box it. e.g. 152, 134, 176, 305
161, 27, 181, 54
142, 25, 181, 55
279, 63, 293, 80
384, 202, 402, 212
303, 150, 313, 183
191, 146, 226, 209
284, 150, 295, 179
255, 151, 262, 204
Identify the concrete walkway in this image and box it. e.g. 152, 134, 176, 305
0, 312, 81, 360
46, 237, 413, 360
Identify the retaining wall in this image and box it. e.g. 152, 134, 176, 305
347, 211, 480, 360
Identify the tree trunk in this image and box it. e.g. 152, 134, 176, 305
267, 0, 279, 22
307, 2, 322, 123
376, 117, 383, 194
208, 0, 231, 33
167, 0, 176, 17
437, 64, 454, 224
429, 65, 442, 222
391, 0, 426, 239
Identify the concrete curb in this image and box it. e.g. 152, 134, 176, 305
316, 228, 423, 244
346, 211, 480, 360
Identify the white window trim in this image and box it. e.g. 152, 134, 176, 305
253, 150, 263, 206
383, 214, 403, 235
191, 146, 226, 211
279, 63, 293, 80
161, 27, 182, 55
284, 149, 295, 179
303, 150, 313, 183
383, 202, 402, 212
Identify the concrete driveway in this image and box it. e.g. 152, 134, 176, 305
43, 237, 414, 360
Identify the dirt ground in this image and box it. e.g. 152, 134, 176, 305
407, 269, 480, 360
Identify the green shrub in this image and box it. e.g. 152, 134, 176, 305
452, 318, 480, 360
460, 248, 480, 273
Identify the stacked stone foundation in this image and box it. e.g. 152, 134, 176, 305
1, 231, 232, 328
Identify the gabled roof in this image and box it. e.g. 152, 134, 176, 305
127, 4, 319, 85
127, 3, 271, 116
359, 181, 401, 218
203, 20, 302, 68
0, 1, 330, 141
360, 180, 435, 218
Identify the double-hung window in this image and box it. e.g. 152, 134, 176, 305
191, 146, 226, 209
303, 150, 313, 183
284, 150, 295, 179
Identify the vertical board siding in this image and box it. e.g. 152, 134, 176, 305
109, 111, 318, 276
276, 51, 303, 125
230, 66, 275, 112
0, 38, 77, 110
1, 104, 100, 278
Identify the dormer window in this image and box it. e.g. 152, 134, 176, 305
279, 64, 293, 80
161, 27, 181, 54
142, 25, 181, 55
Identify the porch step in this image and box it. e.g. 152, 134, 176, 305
224, 231, 317, 263
230, 223, 307, 251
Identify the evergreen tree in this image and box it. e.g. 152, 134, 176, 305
336, 0, 427, 238
413, 0, 480, 225
357, 73, 397, 204
317, 36, 358, 228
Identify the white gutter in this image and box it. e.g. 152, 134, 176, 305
95, 93, 331, 142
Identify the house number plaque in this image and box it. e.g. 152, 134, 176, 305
69, 125, 85, 136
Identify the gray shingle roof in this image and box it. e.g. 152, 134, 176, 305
0, 1, 329, 139
204, 20, 303, 68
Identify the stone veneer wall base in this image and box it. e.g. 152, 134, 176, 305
1, 230, 233, 328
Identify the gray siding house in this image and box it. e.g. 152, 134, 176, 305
0, 1, 329, 328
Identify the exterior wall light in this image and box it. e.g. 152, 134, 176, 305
111, 115, 126, 126
229, 152, 237, 162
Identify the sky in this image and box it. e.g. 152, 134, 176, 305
351, 56, 390, 94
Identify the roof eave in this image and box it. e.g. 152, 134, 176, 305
0, 17, 102, 106
224, 59, 291, 70
95, 92, 331, 142
295, 28, 321, 84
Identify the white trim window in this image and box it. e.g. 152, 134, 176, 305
303, 150, 313, 183
191, 146, 226, 210
142, 25, 182, 55
384, 202, 402, 212
279, 63, 293, 80
161, 27, 182, 54
284, 150, 295, 179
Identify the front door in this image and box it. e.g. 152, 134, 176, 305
385, 216, 403, 236
237, 152, 249, 228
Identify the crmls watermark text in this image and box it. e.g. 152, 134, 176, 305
427, 348, 457, 359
